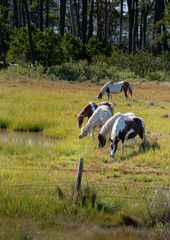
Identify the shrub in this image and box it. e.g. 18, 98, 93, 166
7, 27, 64, 67
62, 33, 83, 61
85, 37, 112, 62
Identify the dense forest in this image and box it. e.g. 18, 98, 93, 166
0, 0, 169, 79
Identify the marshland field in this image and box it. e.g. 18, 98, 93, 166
0, 65, 169, 240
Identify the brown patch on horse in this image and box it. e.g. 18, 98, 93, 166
120, 82, 132, 99
98, 102, 113, 115
77, 103, 97, 127
98, 133, 106, 147
122, 117, 144, 140
77, 103, 95, 119
106, 87, 110, 99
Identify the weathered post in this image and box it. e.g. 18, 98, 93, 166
75, 157, 84, 191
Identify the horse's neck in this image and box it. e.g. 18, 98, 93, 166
88, 112, 98, 128
111, 118, 122, 140
84, 105, 94, 118
100, 113, 121, 137
77, 110, 85, 119
101, 82, 110, 95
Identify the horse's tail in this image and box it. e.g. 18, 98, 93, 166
143, 123, 147, 141
128, 83, 132, 96
140, 118, 147, 141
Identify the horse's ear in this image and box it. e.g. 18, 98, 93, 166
109, 138, 113, 143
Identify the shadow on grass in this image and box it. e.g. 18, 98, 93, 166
120, 140, 160, 161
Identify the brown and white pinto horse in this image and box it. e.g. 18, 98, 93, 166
109, 117, 146, 158
97, 112, 136, 148
79, 105, 112, 139
76, 101, 114, 128
97, 81, 132, 100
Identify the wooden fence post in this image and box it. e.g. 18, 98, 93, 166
75, 157, 84, 191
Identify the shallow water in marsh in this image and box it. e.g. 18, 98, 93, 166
0, 129, 55, 146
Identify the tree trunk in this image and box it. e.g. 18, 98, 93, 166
132, 0, 138, 53
88, 0, 94, 40
23, 0, 35, 65
161, 0, 167, 52
104, 0, 108, 40
74, 0, 81, 38
60, 0, 66, 36
18, 0, 22, 28
107, 4, 113, 45
127, 0, 134, 54
22, 0, 26, 27
120, 0, 123, 42
39, 0, 43, 31
46, 0, 49, 28
82, 0, 87, 44
0, 25, 7, 68
13, 0, 19, 29
97, 0, 102, 42
154, 0, 162, 54
69, 0, 76, 36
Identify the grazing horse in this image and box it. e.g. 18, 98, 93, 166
109, 117, 146, 158
76, 101, 114, 128
97, 112, 136, 148
97, 81, 132, 100
78, 105, 112, 139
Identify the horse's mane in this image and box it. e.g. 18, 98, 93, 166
100, 112, 136, 138
111, 117, 125, 140
98, 81, 111, 96
77, 102, 96, 118
99, 112, 122, 138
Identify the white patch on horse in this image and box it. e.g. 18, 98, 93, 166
90, 102, 96, 113
110, 146, 116, 157
109, 82, 124, 94
125, 128, 134, 139
116, 118, 126, 138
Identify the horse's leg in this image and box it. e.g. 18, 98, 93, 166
121, 139, 125, 155
124, 90, 128, 100
139, 129, 146, 142
90, 128, 94, 138
110, 92, 112, 99
129, 138, 137, 146
133, 137, 137, 146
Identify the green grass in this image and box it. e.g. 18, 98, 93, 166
0, 68, 169, 239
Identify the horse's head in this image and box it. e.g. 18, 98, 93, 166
77, 114, 84, 128
78, 125, 89, 139
98, 134, 106, 148
97, 92, 102, 99
109, 137, 118, 158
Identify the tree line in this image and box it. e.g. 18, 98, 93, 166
0, 0, 169, 68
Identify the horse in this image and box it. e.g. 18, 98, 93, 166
109, 116, 146, 158
76, 101, 114, 128
97, 112, 136, 148
97, 81, 132, 100
78, 105, 112, 139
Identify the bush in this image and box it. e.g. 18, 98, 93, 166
62, 33, 83, 62
7, 27, 64, 67
85, 37, 112, 62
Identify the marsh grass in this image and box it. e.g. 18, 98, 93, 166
0, 71, 169, 239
